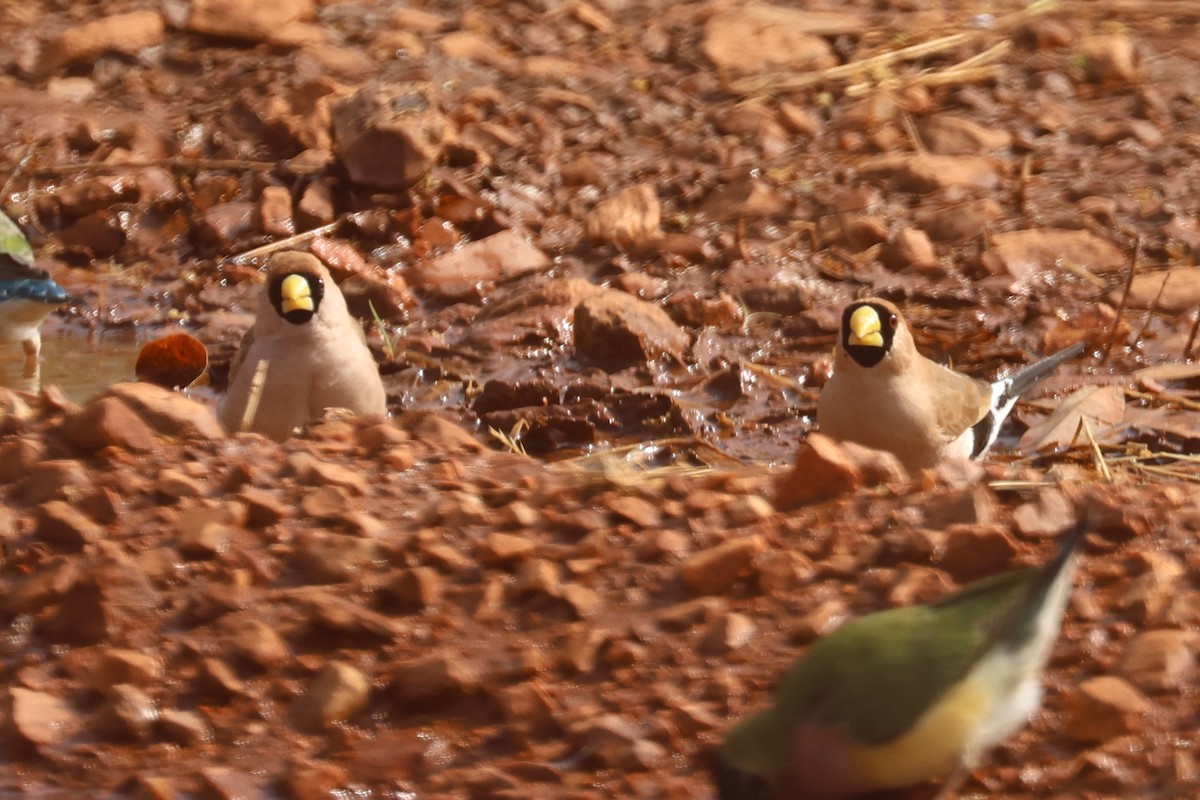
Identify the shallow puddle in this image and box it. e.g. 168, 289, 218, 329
0, 321, 142, 403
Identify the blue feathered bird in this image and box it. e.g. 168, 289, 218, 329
0, 210, 68, 376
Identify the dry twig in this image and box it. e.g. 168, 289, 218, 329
732, 0, 1054, 97
1183, 310, 1200, 361
1123, 387, 1200, 413
240, 359, 269, 433
845, 41, 1011, 98
1132, 268, 1171, 346
32, 156, 278, 177
1080, 416, 1113, 482
227, 221, 342, 265
1100, 236, 1140, 365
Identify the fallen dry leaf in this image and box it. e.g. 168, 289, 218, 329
1019, 384, 1127, 452
135, 333, 209, 390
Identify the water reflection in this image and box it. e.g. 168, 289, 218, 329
0, 321, 142, 403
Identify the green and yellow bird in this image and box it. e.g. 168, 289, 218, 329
715, 521, 1086, 800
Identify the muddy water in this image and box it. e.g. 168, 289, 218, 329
0, 321, 141, 402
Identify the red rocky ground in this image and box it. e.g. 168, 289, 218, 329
0, 0, 1199, 798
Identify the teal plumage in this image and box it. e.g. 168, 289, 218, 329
0, 210, 68, 376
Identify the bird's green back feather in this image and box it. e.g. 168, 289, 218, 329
0, 210, 33, 262
720, 521, 1086, 780
721, 564, 1042, 777
0, 209, 36, 278
776, 568, 1037, 746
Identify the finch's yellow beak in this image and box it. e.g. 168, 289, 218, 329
848, 305, 884, 347
280, 274, 314, 315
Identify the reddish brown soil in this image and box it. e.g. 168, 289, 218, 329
1, 1, 1199, 799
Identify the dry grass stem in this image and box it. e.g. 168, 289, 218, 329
1183, 310, 1200, 360
1101, 236, 1140, 365
1076, 0, 1200, 17
32, 157, 278, 177
734, 31, 976, 96
558, 436, 746, 487
1123, 387, 1200, 413
1133, 268, 1171, 345
228, 221, 342, 265
368, 300, 399, 361
488, 419, 530, 456
240, 358, 269, 433
845, 65, 1004, 98
1081, 416, 1113, 482
741, 361, 806, 391
733, 0, 1054, 97
1057, 260, 1106, 288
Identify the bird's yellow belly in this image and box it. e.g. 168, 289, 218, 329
851, 669, 995, 789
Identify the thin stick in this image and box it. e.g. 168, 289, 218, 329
1079, 0, 1200, 16
1082, 416, 1113, 482
488, 418, 529, 456
227, 221, 342, 265
32, 156, 278, 177
845, 65, 1004, 98
735, 216, 751, 264
1100, 236, 1140, 365
1134, 362, 1200, 382
1066, 415, 1086, 452
1130, 463, 1200, 483
1124, 387, 1200, 413
990, 479, 1065, 491
368, 299, 399, 361
240, 359, 269, 432
1132, 267, 1170, 346
1057, 259, 1106, 288
741, 360, 804, 391
1014, 154, 1034, 217
901, 111, 926, 153
844, 40, 1010, 99
559, 436, 747, 472
732, 0, 1056, 97
950, 39, 1012, 71
1183, 309, 1200, 361
732, 31, 976, 96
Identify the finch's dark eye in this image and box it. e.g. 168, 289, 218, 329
888, 313, 898, 328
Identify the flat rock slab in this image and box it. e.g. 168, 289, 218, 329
1114, 267, 1200, 314
408, 229, 551, 302
163, 0, 315, 42
984, 228, 1126, 280
702, 5, 861, 76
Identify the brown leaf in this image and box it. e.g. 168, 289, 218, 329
1019, 384, 1126, 451
135, 333, 209, 390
